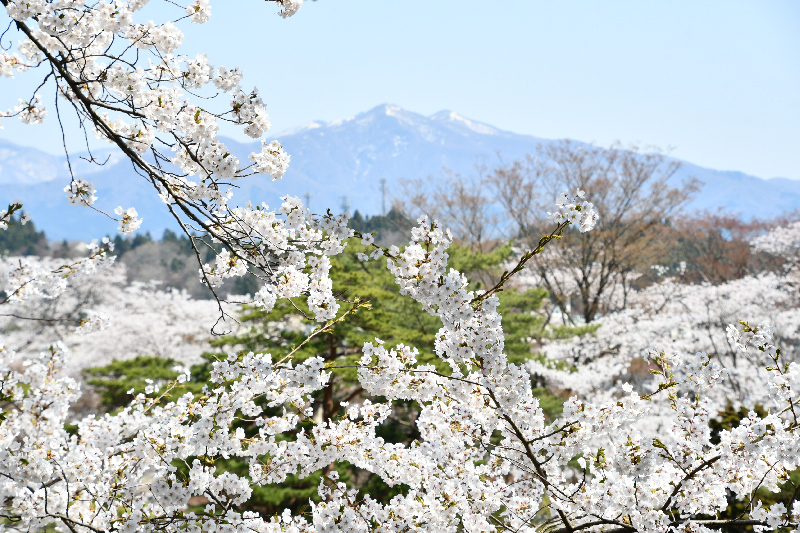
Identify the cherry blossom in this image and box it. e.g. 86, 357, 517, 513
0, 257, 227, 373
64, 179, 98, 207
1, 0, 322, 325
115, 206, 144, 235
2, 1, 798, 531
2, 207, 799, 533
547, 188, 600, 233
0, 199, 24, 229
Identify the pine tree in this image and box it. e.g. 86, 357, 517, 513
0, 213, 45, 255
84, 242, 580, 515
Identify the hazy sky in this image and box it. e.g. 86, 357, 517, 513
1, 0, 798, 179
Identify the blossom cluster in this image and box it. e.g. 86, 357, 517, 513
2, 0, 329, 314
547, 188, 600, 232
752, 220, 800, 260
64, 179, 98, 207
249, 140, 291, 180
729, 320, 800, 404
5, 188, 800, 533
0, 49, 31, 78
0, 199, 25, 229
2, 213, 800, 533
74, 309, 110, 336
3, 1, 799, 531
520, 218, 800, 461
2, 238, 116, 303
14, 93, 46, 123
0, 260, 225, 374
115, 206, 144, 234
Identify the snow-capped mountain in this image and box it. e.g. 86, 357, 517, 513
2, 103, 798, 240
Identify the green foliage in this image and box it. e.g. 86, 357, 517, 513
0, 213, 45, 255
547, 323, 600, 340
110, 231, 153, 257
448, 242, 513, 286
213, 242, 445, 370
452, 243, 508, 269
348, 208, 412, 234
161, 228, 195, 254
85, 355, 204, 412
348, 208, 413, 244
496, 286, 549, 365
532, 387, 565, 420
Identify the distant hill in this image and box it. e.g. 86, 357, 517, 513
2, 104, 798, 240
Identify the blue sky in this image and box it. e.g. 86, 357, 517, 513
1, 0, 798, 179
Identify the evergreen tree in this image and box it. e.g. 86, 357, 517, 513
110, 231, 154, 257
348, 208, 413, 244
0, 213, 45, 255
85, 242, 583, 516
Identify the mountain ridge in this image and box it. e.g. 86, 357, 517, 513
1, 103, 797, 240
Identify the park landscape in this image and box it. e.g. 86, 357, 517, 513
1, 1, 799, 532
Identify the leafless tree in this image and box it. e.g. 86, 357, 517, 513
674, 211, 778, 285
490, 140, 700, 323
396, 169, 498, 252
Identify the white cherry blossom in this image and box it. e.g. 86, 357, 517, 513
2, 2, 798, 531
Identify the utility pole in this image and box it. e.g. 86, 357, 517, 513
379, 178, 387, 216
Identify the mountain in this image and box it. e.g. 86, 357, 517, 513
1, 103, 798, 240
